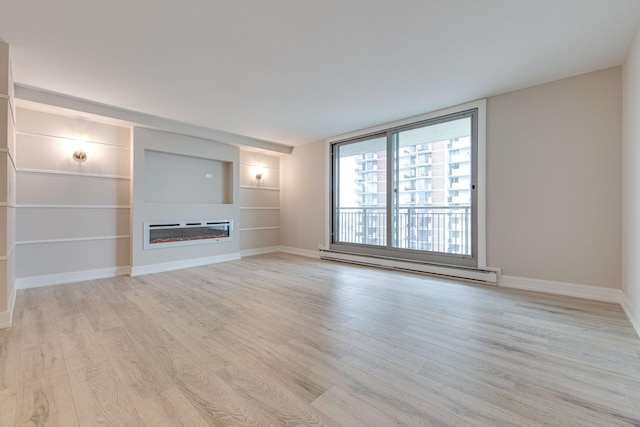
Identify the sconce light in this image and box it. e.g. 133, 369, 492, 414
73, 149, 87, 162
255, 171, 263, 181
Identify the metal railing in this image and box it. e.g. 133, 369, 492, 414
336, 206, 471, 255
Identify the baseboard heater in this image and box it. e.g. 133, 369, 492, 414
319, 249, 498, 284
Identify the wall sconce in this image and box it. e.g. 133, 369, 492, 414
73, 149, 87, 162
255, 165, 265, 181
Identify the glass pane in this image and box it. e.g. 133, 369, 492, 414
394, 117, 472, 255
335, 136, 387, 246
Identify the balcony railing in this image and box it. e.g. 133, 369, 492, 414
336, 206, 471, 255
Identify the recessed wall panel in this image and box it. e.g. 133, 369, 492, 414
239, 188, 279, 208
17, 108, 131, 147
239, 163, 279, 188
17, 208, 129, 241
15, 106, 132, 283
16, 238, 130, 277
240, 209, 280, 229
144, 150, 232, 204
239, 229, 279, 250
16, 173, 130, 206
16, 133, 130, 177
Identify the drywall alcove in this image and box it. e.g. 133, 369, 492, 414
144, 150, 232, 204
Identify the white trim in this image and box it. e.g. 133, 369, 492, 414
499, 275, 621, 303
239, 162, 278, 170
476, 99, 487, 268
239, 185, 280, 191
16, 266, 130, 290
16, 168, 130, 180
279, 246, 322, 259
15, 84, 293, 155
321, 250, 497, 283
15, 204, 130, 209
327, 99, 486, 143
130, 252, 241, 276
0, 282, 16, 329
620, 292, 640, 338
239, 207, 280, 210
16, 235, 130, 245
16, 130, 130, 150
240, 246, 281, 257
324, 140, 331, 250
0, 147, 8, 153
239, 227, 280, 231
0, 93, 8, 100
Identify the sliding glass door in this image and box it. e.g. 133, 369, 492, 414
334, 135, 387, 247
332, 110, 477, 267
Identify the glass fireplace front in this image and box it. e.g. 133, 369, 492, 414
144, 220, 232, 249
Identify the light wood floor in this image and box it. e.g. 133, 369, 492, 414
1, 253, 639, 426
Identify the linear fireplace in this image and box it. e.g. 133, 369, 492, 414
143, 220, 233, 250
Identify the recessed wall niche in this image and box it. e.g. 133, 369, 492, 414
144, 150, 232, 204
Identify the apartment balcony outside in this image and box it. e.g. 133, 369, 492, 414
336, 206, 471, 255
448, 138, 471, 150
449, 181, 470, 190
448, 192, 470, 204
448, 154, 470, 164
450, 165, 471, 177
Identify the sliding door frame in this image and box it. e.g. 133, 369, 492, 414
327, 99, 487, 269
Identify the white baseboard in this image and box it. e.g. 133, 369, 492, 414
240, 246, 281, 257
131, 252, 241, 276
0, 283, 16, 329
620, 292, 640, 338
240, 245, 321, 259
499, 275, 621, 303
0, 310, 11, 329
278, 246, 321, 259
16, 266, 130, 290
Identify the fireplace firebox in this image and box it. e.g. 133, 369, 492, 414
143, 220, 233, 249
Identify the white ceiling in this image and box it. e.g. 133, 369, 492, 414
1, 1, 639, 147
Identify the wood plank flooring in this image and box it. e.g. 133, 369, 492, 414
1, 252, 639, 426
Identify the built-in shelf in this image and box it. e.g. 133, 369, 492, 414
239, 162, 278, 169
239, 185, 280, 191
16, 131, 131, 150
16, 235, 130, 245
239, 226, 280, 231
17, 168, 130, 180
15, 204, 130, 209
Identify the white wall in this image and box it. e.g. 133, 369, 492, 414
487, 67, 622, 288
281, 67, 623, 291
238, 150, 280, 254
131, 127, 239, 274
14, 108, 131, 286
280, 140, 327, 251
622, 25, 640, 327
